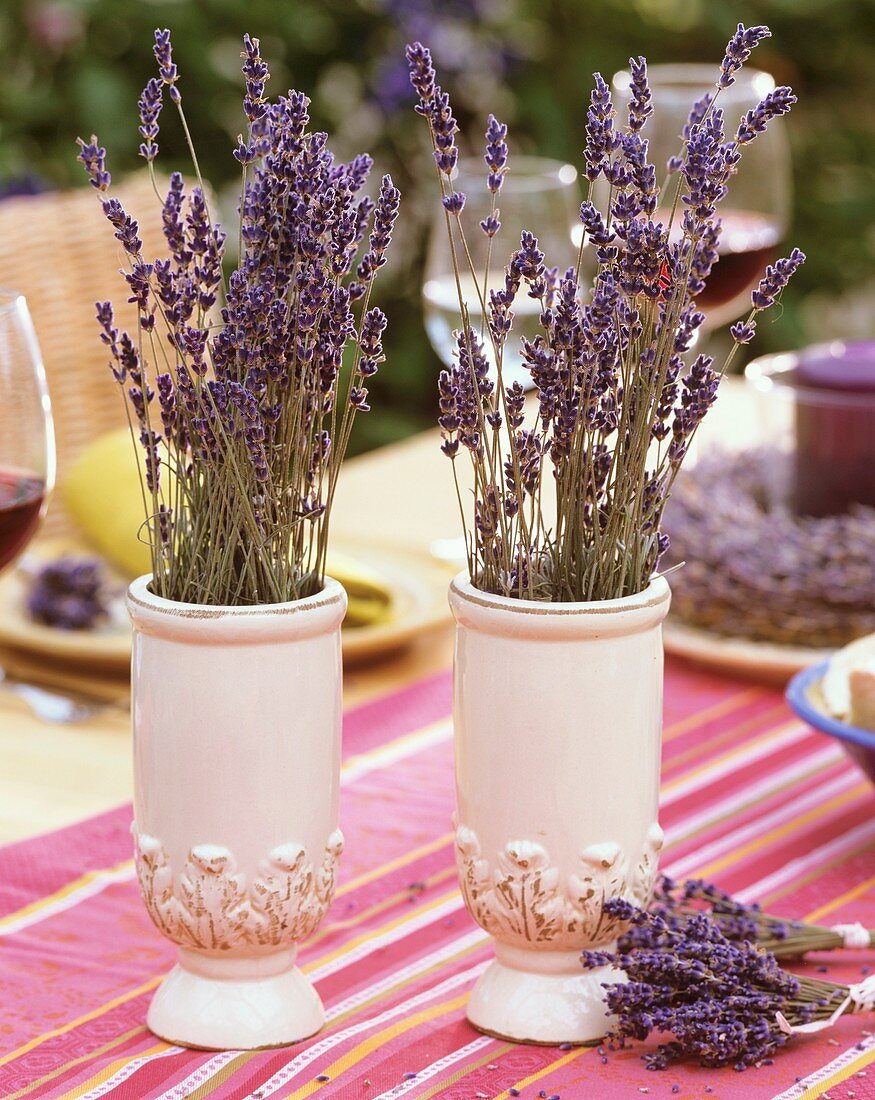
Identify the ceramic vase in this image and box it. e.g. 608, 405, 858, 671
127, 575, 347, 1050
448, 573, 671, 1045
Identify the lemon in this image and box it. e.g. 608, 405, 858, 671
62, 428, 152, 578
62, 431, 395, 627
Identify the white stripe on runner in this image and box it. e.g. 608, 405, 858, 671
770, 1033, 875, 1099
148, 1049, 241, 1100
665, 746, 843, 848
665, 768, 859, 880
373, 1036, 496, 1098
325, 928, 488, 1021
661, 722, 809, 805
151, 934, 489, 1100
186, 962, 489, 1100
0, 720, 453, 941
0, 861, 136, 938
307, 894, 465, 982
737, 818, 875, 904
341, 719, 452, 783
75, 1044, 183, 1100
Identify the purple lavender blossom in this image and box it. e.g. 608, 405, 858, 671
751, 247, 806, 309
583, 899, 848, 1071
153, 28, 180, 103
442, 190, 465, 215
79, 30, 398, 605
75, 136, 110, 191
137, 78, 163, 162
27, 557, 110, 631
627, 56, 652, 133
357, 174, 401, 281
484, 114, 508, 194
405, 41, 436, 109
584, 73, 618, 182
719, 24, 771, 89
410, 31, 800, 603
735, 86, 797, 145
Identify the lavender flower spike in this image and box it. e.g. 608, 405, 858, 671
76, 135, 110, 191
719, 24, 771, 89
735, 86, 797, 145
584, 72, 618, 182
241, 34, 270, 123
751, 247, 806, 310
154, 28, 180, 103
484, 114, 508, 194
405, 41, 436, 109
627, 56, 652, 133
357, 174, 401, 281
137, 78, 163, 162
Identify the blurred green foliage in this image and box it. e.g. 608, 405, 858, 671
1, 0, 873, 451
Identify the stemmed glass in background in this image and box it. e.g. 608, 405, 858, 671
0, 290, 54, 571
422, 156, 581, 388
612, 64, 793, 332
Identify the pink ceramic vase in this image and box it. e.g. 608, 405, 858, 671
127, 576, 347, 1050
449, 573, 671, 1045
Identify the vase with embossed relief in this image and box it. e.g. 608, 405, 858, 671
448, 573, 671, 1045
127, 575, 346, 1051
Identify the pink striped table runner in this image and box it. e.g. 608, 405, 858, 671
0, 660, 873, 1099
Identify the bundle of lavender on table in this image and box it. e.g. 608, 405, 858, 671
78, 30, 399, 605
408, 24, 803, 602
632, 874, 875, 960
585, 899, 875, 1071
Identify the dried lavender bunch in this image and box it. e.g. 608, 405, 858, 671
663, 448, 875, 647
77, 31, 399, 605
27, 557, 110, 631
407, 30, 804, 602
621, 875, 874, 960
584, 899, 871, 1071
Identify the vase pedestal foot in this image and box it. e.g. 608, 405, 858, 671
146, 948, 324, 1051
466, 945, 624, 1046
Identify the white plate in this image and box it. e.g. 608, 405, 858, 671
663, 618, 831, 685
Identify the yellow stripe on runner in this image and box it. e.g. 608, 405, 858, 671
0, 976, 162, 1070
662, 686, 768, 742
301, 886, 461, 975
493, 1048, 587, 1099
415, 1042, 515, 1100
4, 1025, 147, 1100
800, 1043, 875, 1099
0, 858, 135, 935
804, 873, 875, 924
692, 783, 870, 881
333, 832, 453, 899
54, 1041, 170, 1100
661, 720, 804, 797
282, 992, 470, 1100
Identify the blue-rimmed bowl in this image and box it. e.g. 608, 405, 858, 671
786, 660, 875, 784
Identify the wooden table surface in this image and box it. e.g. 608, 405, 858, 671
0, 378, 756, 844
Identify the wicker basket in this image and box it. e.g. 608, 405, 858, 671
0, 173, 174, 537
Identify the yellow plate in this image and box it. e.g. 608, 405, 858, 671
663, 618, 832, 686
0, 538, 453, 672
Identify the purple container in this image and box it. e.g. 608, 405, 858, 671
746, 341, 875, 517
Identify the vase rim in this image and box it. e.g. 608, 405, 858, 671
449, 572, 671, 640
450, 572, 669, 613
127, 574, 347, 644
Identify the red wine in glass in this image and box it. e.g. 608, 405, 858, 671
697, 209, 781, 324
0, 469, 45, 570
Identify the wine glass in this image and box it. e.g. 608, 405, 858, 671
612, 64, 792, 332
422, 155, 581, 389
0, 290, 55, 571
